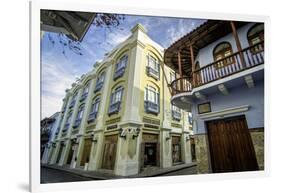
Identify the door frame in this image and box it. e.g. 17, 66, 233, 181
206, 115, 258, 173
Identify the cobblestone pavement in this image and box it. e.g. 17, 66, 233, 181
41, 164, 198, 183
41, 167, 99, 184
158, 165, 197, 176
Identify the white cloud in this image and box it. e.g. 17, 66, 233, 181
163, 19, 202, 48
41, 60, 76, 118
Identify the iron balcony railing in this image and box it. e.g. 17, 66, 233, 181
113, 67, 126, 80
170, 42, 264, 96
172, 110, 181, 121
144, 101, 159, 114
94, 81, 104, 93
69, 100, 76, 108
80, 92, 88, 102
73, 119, 82, 128
146, 66, 160, 80
62, 123, 70, 132
88, 111, 97, 123
108, 101, 121, 115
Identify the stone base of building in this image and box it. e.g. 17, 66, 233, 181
194, 134, 211, 174
194, 129, 264, 174
250, 128, 264, 170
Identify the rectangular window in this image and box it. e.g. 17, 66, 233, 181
171, 104, 181, 121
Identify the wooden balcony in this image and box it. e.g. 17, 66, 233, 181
170, 42, 264, 96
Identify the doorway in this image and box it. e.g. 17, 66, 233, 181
80, 138, 92, 167
56, 144, 64, 164
206, 115, 259, 173
144, 143, 157, 166
102, 135, 118, 170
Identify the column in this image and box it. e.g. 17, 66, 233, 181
230, 21, 246, 68
49, 94, 72, 164
60, 87, 83, 166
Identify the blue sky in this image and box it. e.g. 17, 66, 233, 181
41, 14, 205, 118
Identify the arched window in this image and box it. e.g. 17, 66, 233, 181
108, 86, 124, 115
73, 105, 85, 128
144, 85, 160, 114
88, 97, 100, 123
113, 55, 128, 80
247, 24, 264, 53
94, 71, 105, 93
69, 91, 78, 108
147, 54, 160, 80
63, 111, 73, 131
80, 81, 90, 101
213, 42, 234, 68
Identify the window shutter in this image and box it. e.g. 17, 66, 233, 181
147, 55, 150, 67
158, 61, 160, 78
125, 55, 128, 67
145, 87, 148, 101
157, 92, 160, 112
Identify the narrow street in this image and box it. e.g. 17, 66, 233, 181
41, 164, 197, 184
159, 166, 197, 176
41, 166, 96, 184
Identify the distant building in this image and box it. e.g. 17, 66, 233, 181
45, 24, 193, 176
164, 20, 264, 173
41, 112, 60, 162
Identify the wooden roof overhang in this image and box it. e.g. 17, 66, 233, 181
164, 20, 249, 77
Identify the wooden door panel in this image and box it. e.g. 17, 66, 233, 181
102, 135, 118, 170
81, 139, 92, 166
207, 116, 258, 173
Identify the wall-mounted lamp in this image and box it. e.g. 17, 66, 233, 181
71, 138, 78, 144
52, 143, 56, 148
132, 128, 140, 140
90, 134, 98, 143
186, 136, 191, 142
166, 132, 171, 141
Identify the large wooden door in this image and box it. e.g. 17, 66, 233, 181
66, 142, 74, 165
56, 144, 64, 164
102, 135, 118, 170
80, 138, 92, 166
172, 136, 181, 163
207, 115, 258, 173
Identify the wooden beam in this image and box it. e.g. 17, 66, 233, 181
177, 51, 183, 90
159, 61, 172, 95
190, 45, 196, 87
230, 21, 246, 68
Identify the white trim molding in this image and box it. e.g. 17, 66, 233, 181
199, 105, 250, 120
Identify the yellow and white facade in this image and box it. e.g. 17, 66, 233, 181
44, 24, 193, 176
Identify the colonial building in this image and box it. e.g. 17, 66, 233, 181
164, 20, 264, 173
44, 24, 193, 176
41, 112, 60, 162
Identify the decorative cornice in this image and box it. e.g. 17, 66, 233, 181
199, 105, 250, 120
119, 121, 143, 128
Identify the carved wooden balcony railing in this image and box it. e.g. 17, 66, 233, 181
170, 77, 193, 96
170, 42, 264, 96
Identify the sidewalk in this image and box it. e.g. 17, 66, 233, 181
42, 162, 197, 180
